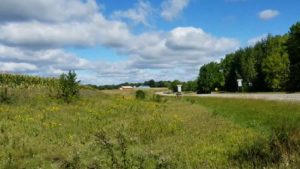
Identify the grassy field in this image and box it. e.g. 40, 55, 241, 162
0, 88, 300, 168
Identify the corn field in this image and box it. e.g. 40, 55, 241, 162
0, 73, 58, 89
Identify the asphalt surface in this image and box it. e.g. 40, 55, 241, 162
157, 92, 300, 102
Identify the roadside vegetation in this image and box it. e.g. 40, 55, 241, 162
185, 96, 300, 168
0, 74, 300, 168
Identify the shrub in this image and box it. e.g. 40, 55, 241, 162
135, 90, 146, 100
57, 71, 80, 103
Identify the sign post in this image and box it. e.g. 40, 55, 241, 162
237, 79, 243, 92
176, 85, 182, 97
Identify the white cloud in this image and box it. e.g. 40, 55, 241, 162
166, 27, 238, 53
161, 0, 190, 21
112, 0, 153, 26
0, 0, 99, 22
259, 9, 279, 20
0, 0, 240, 84
0, 44, 90, 74
91, 27, 239, 84
0, 15, 131, 49
0, 62, 37, 72
247, 34, 268, 46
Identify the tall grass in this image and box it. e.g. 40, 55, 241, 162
184, 97, 300, 168
0, 80, 300, 168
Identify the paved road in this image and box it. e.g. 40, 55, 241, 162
157, 92, 300, 102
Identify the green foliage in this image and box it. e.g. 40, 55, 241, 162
215, 33, 294, 92
240, 47, 257, 84
197, 62, 224, 93
262, 35, 290, 91
145, 79, 156, 88
211, 22, 300, 92
182, 80, 197, 92
221, 53, 239, 91
135, 90, 146, 100
56, 70, 80, 103
287, 22, 300, 91
169, 80, 181, 92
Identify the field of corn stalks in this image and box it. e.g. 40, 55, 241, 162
0, 73, 57, 88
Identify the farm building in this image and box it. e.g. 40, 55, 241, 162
119, 86, 135, 90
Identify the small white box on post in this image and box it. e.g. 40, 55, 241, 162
237, 79, 243, 92
177, 85, 182, 97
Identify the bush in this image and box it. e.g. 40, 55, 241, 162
135, 90, 146, 100
56, 70, 80, 103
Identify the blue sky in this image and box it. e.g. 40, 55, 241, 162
97, 0, 299, 44
0, 0, 299, 84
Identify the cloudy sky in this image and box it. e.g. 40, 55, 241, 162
0, 0, 299, 84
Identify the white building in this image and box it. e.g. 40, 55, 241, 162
119, 86, 134, 90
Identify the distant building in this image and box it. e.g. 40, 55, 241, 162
138, 85, 151, 89
119, 86, 134, 90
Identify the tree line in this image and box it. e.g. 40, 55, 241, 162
197, 22, 300, 93
88, 79, 197, 92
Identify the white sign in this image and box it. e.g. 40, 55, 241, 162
237, 79, 243, 87
177, 85, 182, 93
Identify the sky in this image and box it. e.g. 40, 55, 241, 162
0, 0, 299, 85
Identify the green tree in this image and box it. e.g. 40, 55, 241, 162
57, 70, 80, 103
286, 22, 300, 91
240, 48, 257, 86
169, 80, 181, 92
251, 39, 269, 91
144, 80, 156, 87
197, 62, 224, 93
262, 35, 290, 91
221, 53, 238, 91
183, 80, 197, 91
